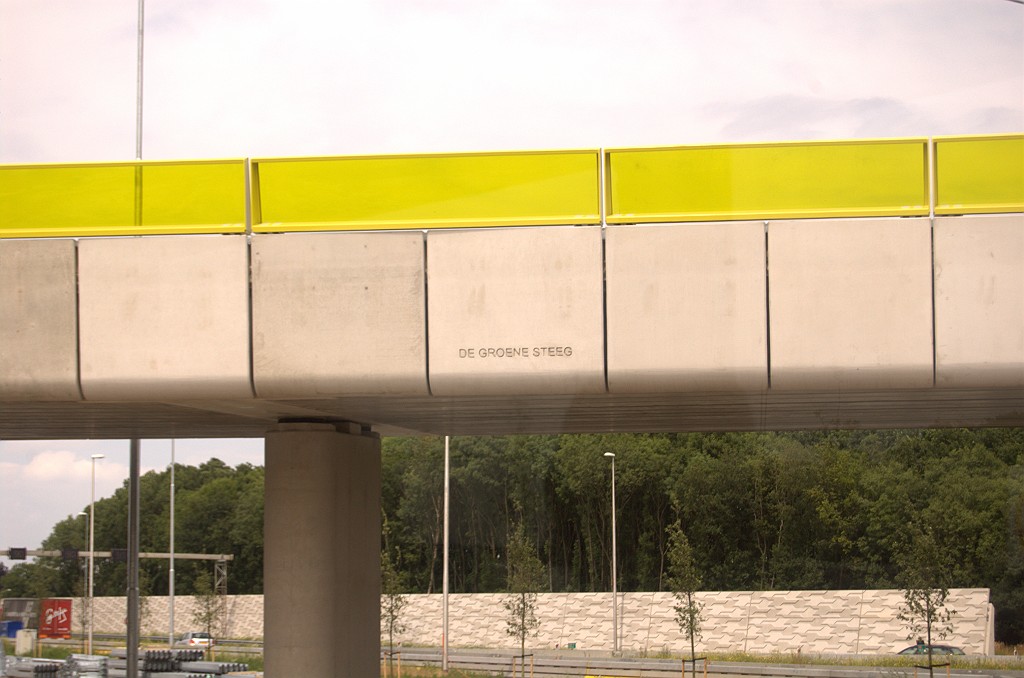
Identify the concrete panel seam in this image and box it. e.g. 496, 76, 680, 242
930, 217, 937, 387
599, 153, 610, 399
423, 232, 433, 397
74, 238, 85, 401
601, 227, 609, 393
246, 234, 257, 400
764, 221, 772, 392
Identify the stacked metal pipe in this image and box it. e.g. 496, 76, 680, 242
58, 654, 107, 677
178, 661, 249, 674
4, 657, 62, 676
0, 650, 249, 678
96, 649, 248, 678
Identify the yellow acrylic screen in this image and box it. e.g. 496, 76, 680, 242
935, 135, 1024, 215
606, 139, 929, 222
0, 160, 246, 238
252, 150, 601, 231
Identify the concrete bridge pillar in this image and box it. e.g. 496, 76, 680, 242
264, 422, 381, 677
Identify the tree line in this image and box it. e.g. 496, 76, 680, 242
0, 459, 263, 607
384, 430, 1024, 642
2, 429, 1022, 642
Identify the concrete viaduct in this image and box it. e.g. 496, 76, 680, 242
1, 134, 1022, 675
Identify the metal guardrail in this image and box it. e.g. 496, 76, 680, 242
20, 639, 1024, 678
35, 634, 263, 658
387, 648, 1024, 678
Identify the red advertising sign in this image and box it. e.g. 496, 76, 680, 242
38, 598, 72, 639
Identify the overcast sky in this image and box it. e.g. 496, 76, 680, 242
1, 0, 1022, 559
2, 0, 1022, 163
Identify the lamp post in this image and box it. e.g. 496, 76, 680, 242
88, 453, 104, 655
169, 439, 175, 648
604, 451, 618, 653
77, 511, 87, 651
443, 435, 450, 672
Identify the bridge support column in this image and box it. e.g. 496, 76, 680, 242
264, 422, 381, 677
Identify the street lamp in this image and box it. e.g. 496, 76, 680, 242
604, 451, 618, 653
169, 439, 176, 648
88, 453, 104, 655
443, 435, 450, 672
77, 512, 87, 651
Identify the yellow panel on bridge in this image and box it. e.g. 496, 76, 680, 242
605, 138, 930, 223
934, 134, 1024, 215
251, 150, 601, 231
0, 160, 247, 238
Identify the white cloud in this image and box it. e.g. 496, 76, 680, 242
3, 0, 1019, 162
0, 439, 261, 562
22, 450, 88, 481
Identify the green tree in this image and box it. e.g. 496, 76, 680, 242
503, 522, 546, 676
191, 570, 223, 642
666, 520, 705, 678
381, 517, 407, 676
553, 434, 625, 593
0, 562, 58, 599
392, 437, 445, 593
896, 526, 956, 678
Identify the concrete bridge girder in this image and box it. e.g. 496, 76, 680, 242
0, 214, 1021, 437
2, 214, 1023, 675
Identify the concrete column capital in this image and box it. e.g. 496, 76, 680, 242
269, 420, 378, 437
269, 421, 338, 434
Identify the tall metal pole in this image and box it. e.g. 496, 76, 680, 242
78, 511, 87, 650
129, 3, 144, 670
135, 0, 144, 161
88, 454, 104, 655
132, 0, 145, 233
442, 436, 450, 672
169, 439, 175, 647
604, 451, 618, 653
127, 440, 141, 678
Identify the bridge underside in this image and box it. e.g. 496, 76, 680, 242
2, 214, 1024, 440
2, 386, 1022, 440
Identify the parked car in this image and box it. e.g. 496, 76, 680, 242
898, 643, 964, 655
176, 631, 213, 647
